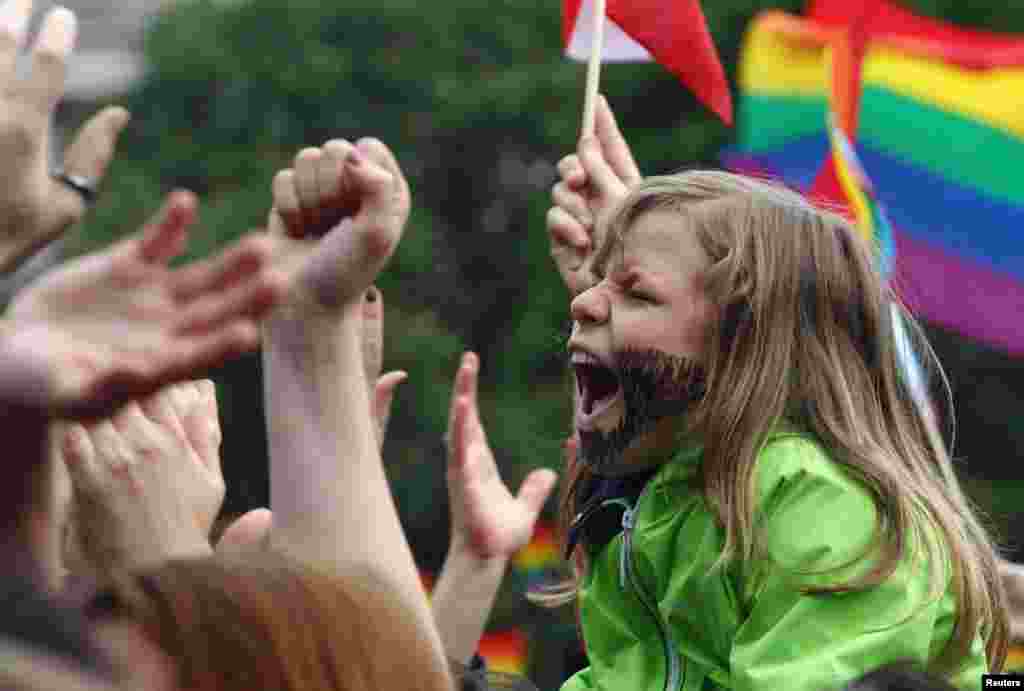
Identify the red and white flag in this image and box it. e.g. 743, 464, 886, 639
562, 0, 733, 124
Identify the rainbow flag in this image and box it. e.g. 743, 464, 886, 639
724, 0, 1024, 356
1008, 644, 1024, 672
479, 629, 530, 675
512, 521, 560, 589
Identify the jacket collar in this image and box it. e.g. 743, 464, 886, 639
566, 439, 704, 559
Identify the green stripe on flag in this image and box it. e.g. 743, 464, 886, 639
861, 86, 1024, 206
737, 92, 827, 152
737, 87, 1024, 206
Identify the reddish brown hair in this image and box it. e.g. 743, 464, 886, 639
92, 552, 453, 691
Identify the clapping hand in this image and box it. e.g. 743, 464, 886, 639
57, 380, 223, 574
446, 352, 557, 559
3, 191, 284, 419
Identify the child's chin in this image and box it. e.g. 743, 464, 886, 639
612, 424, 683, 476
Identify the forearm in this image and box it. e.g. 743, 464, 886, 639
431, 539, 509, 664
263, 307, 433, 622
0, 320, 53, 571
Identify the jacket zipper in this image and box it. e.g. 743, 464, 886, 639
615, 491, 683, 691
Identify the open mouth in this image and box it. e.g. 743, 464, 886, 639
572, 352, 623, 430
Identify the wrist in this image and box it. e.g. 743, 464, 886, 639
447, 535, 511, 569
263, 304, 362, 368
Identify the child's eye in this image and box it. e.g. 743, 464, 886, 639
628, 290, 656, 303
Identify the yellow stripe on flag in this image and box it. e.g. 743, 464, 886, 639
740, 13, 1024, 140
864, 47, 1024, 139
739, 20, 826, 97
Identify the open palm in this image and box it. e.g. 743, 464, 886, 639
446, 352, 557, 559
5, 191, 283, 418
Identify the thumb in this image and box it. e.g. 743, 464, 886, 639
40, 105, 131, 242
216, 509, 273, 556
516, 468, 558, 516
135, 190, 197, 265
373, 370, 407, 447
347, 151, 402, 265
62, 106, 131, 183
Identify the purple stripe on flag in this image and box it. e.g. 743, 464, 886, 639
893, 229, 1024, 357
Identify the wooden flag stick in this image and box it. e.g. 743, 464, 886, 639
581, 0, 607, 137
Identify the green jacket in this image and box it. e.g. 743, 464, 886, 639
561, 431, 988, 691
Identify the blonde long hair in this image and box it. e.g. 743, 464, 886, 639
536, 171, 1007, 674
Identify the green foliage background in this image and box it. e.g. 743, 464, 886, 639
64, 0, 1024, 680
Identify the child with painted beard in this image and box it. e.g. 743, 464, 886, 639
444, 97, 1005, 691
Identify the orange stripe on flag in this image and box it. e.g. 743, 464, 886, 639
1006, 644, 1024, 672
479, 629, 529, 675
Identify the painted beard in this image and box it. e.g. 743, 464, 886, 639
576, 348, 706, 475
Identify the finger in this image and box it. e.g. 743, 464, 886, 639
460, 351, 479, 403
136, 190, 197, 265
165, 379, 198, 420
552, 181, 593, 229
134, 321, 262, 393
186, 379, 222, 472
578, 135, 626, 198
0, 0, 32, 77
61, 106, 130, 182
293, 147, 323, 231
446, 351, 478, 446
170, 232, 274, 304
372, 370, 406, 448
355, 137, 410, 224
319, 138, 356, 214
270, 169, 301, 237
556, 154, 587, 190
347, 150, 400, 259
564, 435, 579, 465
59, 422, 97, 483
88, 418, 128, 474
175, 267, 286, 336
310, 151, 398, 293
215, 508, 272, 556
595, 95, 641, 185
450, 396, 472, 474
23, 6, 76, 113
138, 384, 186, 439
547, 206, 590, 253
516, 468, 558, 517
361, 286, 383, 384
110, 400, 158, 451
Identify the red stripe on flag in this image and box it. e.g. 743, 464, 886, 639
808, 0, 1024, 69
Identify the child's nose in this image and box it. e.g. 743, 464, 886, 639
570, 285, 609, 326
